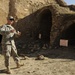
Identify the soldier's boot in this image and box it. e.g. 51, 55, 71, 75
16, 62, 24, 68
6, 66, 11, 74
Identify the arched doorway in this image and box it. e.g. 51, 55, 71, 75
0, 34, 2, 53
60, 23, 75, 46
0, 35, 2, 43
39, 9, 52, 47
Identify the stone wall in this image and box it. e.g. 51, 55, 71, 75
0, 0, 75, 49
12, 0, 58, 45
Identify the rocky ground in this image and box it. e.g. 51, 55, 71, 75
0, 47, 75, 75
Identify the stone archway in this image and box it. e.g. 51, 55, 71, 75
60, 23, 75, 46
39, 9, 52, 47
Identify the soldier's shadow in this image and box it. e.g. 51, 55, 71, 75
11, 67, 18, 69
0, 69, 7, 74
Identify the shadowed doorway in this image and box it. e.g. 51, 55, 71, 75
60, 23, 75, 46
0, 35, 2, 43
39, 9, 52, 47
0, 35, 2, 53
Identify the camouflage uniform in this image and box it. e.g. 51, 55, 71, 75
0, 24, 20, 68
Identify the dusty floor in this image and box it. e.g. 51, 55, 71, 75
0, 47, 75, 75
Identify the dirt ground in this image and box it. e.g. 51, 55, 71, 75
0, 47, 75, 75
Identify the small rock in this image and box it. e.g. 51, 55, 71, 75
35, 54, 45, 60
27, 71, 31, 73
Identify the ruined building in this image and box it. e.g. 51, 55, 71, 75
0, 0, 75, 50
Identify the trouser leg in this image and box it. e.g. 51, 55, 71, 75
2, 45, 11, 68
2, 45, 11, 73
4, 55, 10, 68
11, 43, 24, 68
11, 43, 20, 66
12, 49, 20, 64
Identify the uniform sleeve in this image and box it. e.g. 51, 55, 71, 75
14, 29, 17, 34
14, 30, 18, 35
0, 25, 10, 35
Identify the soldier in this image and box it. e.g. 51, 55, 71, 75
0, 16, 22, 74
